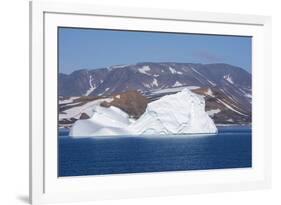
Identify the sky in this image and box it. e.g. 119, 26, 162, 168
59, 27, 252, 74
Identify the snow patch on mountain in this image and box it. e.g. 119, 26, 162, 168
109, 64, 130, 69
205, 88, 214, 97
59, 98, 113, 121
224, 74, 234, 84
152, 78, 158, 87
59, 97, 80, 104
138, 66, 151, 75
173, 81, 183, 87
207, 109, 221, 117
238, 88, 252, 99
169, 67, 176, 74
151, 86, 200, 95
70, 88, 217, 137
216, 99, 248, 116
143, 83, 151, 88
169, 67, 183, 75
244, 93, 252, 98
84, 75, 96, 96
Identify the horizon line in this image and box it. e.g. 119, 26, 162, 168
59, 61, 250, 75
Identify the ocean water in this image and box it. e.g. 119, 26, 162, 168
58, 126, 252, 177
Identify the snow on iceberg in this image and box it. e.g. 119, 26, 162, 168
128, 88, 217, 135
69, 105, 131, 136
70, 88, 217, 137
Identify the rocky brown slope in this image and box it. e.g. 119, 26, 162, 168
100, 90, 148, 119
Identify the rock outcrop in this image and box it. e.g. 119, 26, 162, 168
100, 90, 148, 119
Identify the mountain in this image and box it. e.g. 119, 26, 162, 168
59, 62, 251, 97
59, 62, 252, 126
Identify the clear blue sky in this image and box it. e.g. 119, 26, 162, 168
59, 27, 252, 74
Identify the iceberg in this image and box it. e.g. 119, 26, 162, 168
69, 88, 217, 137
69, 105, 131, 136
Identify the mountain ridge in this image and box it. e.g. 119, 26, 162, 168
58, 62, 252, 126
60, 62, 251, 76
59, 62, 251, 97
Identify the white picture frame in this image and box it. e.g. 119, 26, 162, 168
30, 1, 272, 204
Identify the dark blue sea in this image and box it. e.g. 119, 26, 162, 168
58, 126, 252, 177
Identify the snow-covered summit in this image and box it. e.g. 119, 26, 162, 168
70, 88, 217, 137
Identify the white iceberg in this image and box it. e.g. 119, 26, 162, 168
69, 88, 217, 137
69, 105, 131, 136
